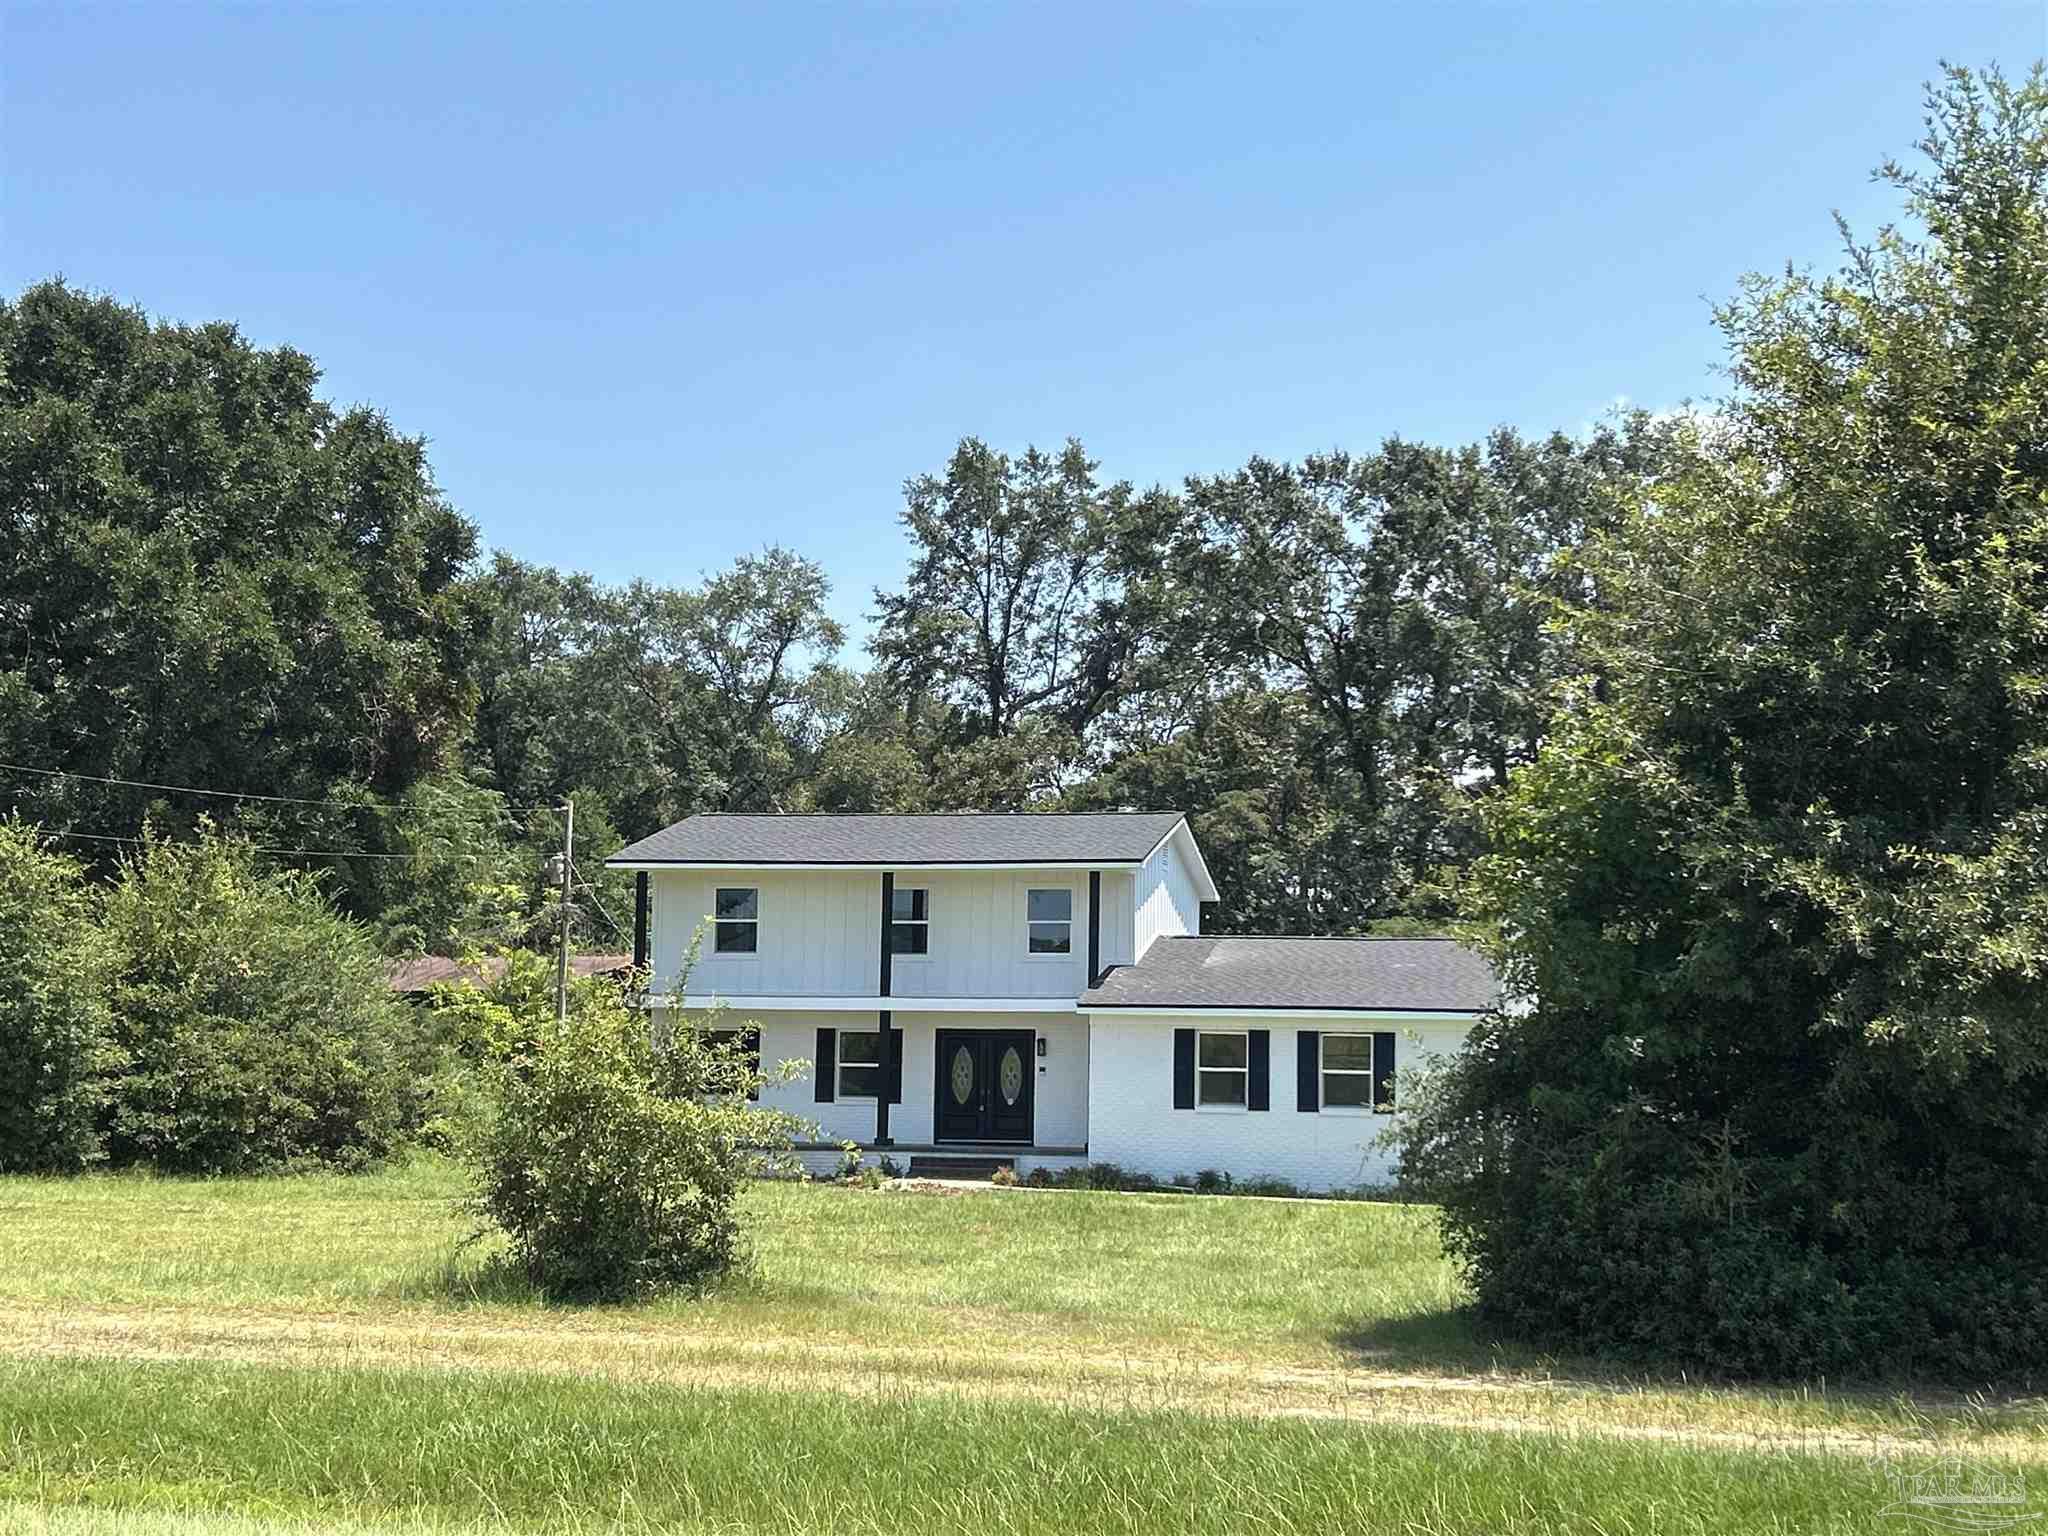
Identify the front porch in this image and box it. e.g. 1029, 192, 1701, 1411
789, 1140, 1091, 1180
748, 1007, 1091, 1174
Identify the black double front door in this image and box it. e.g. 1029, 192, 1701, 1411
934, 1029, 1035, 1144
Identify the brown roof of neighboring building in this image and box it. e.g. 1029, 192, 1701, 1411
385, 953, 632, 993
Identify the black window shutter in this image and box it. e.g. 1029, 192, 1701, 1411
1373, 1032, 1397, 1109
886, 1033, 903, 1104
1296, 1030, 1320, 1113
745, 1026, 761, 1103
1172, 1029, 1195, 1110
815, 1028, 837, 1103
1247, 1029, 1270, 1111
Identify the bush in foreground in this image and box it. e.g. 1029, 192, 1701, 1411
100, 831, 413, 1174
463, 978, 805, 1300
1404, 69, 2048, 1382
0, 820, 117, 1172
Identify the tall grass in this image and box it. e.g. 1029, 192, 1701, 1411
0, 1357, 2005, 1536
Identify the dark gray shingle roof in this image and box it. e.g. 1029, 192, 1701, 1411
609, 812, 1187, 867
1081, 935, 1497, 1013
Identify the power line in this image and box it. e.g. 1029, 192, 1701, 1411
0, 760, 564, 817
571, 863, 630, 944
44, 829, 504, 863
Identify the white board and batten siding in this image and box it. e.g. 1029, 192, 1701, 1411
1085, 1014, 1474, 1191
1133, 826, 1202, 961
648, 867, 1146, 1001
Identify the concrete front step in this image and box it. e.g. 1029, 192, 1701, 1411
908, 1155, 1013, 1180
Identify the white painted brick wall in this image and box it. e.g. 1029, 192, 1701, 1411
1084, 1013, 1473, 1191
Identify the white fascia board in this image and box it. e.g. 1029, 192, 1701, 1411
1169, 818, 1221, 903
648, 994, 1081, 1013
1077, 1006, 1485, 1021
607, 860, 1147, 873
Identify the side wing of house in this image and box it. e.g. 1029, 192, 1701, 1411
1078, 936, 1497, 1191
1085, 1012, 1474, 1189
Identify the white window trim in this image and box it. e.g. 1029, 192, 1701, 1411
1318, 1031, 1394, 1115
890, 887, 931, 958
836, 1028, 883, 1103
1024, 886, 1075, 960
1319, 1032, 1375, 1116
711, 887, 761, 959
1196, 1029, 1249, 1109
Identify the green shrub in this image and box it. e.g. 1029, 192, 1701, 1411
463, 986, 808, 1301
404, 949, 570, 1154
1020, 1162, 1159, 1192
99, 829, 411, 1174
0, 819, 116, 1172
1406, 71, 2048, 1383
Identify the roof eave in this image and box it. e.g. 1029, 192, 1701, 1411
1078, 1004, 1490, 1020
605, 857, 1152, 872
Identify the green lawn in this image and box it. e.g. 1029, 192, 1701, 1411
0, 1159, 2042, 1535
0, 1156, 1469, 1360
0, 1356, 2013, 1536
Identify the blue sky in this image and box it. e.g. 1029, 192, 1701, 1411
3, 3, 2042, 639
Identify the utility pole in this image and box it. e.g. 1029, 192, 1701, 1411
554, 799, 574, 1024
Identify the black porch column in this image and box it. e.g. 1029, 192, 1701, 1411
875, 872, 894, 1147
1087, 869, 1101, 985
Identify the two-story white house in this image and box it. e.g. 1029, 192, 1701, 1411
607, 811, 1496, 1190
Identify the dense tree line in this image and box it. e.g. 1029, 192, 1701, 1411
0, 282, 1668, 952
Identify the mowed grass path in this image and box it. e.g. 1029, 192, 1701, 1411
1, 1161, 2044, 1534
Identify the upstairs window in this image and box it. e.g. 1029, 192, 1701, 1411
714, 887, 758, 953
1197, 1031, 1249, 1105
1027, 888, 1072, 955
890, 887, 930, 955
